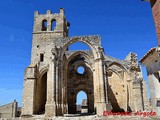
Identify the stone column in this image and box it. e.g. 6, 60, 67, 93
57, 60, 63, 116
60, 61, 64, 115
12, 100, 18, 118
127, 79, 133, 111
96, 59, 107, 115
133, 80, 143, 112
93, 60, 100, 113
93, 47, 107, 115
63, 66, 68, 114
103, 65, 108, 104
55, 58, 59, 115
45, 52, 56, 118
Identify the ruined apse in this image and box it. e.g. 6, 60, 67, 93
21, 9, 148, 118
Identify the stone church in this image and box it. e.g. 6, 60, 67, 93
21, 8, 148, 118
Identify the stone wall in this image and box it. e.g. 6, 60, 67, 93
0, 100, 18, 119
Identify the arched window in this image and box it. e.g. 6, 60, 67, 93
42, 19, 47, 31
51, 19, 56, 31
76, 91, 87, 105
76, 91, 88, 113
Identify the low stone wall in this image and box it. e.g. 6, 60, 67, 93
0, 100, 18, 119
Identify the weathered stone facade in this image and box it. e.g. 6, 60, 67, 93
21, 9, 148, 119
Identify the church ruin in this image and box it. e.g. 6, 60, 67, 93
21, 8, 148, 118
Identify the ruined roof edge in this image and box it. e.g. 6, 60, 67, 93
140, 47, 156, 63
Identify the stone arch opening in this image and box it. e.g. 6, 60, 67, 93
42, 19, 47, 31
76, 91, 87, 105
76, 91, 88, 114
51, 19, 56, 31
66, 53, 94, 114
68, 41, 90, 51
62, 37, 100, 59
108, 62, 129, 75
35, 72, 47, 114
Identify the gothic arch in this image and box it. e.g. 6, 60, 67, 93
66, 51, 93, 70
65, 51, 94, 114
62, 37, 100, 59
107, 61, 130, 112
107, 69, 127, 112
35, 71, 47, 114
108, 62, 129, 74
38, 66, 49, 79
107, 61, 130, 80
67, 51, 93, 62
107, 69, 123, 80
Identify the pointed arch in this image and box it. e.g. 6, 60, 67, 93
107, 69, 123, 80
62, 37, 100, 59
35, 71, 47, 114
39, 66, 49, 79
107, 61, 129, 76
67, 51, 93, 63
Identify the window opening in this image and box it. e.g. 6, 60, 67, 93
42, 20, 47, 31
77, 66, 85, 74
51, 19, 56, 31
40, 53, 44, 62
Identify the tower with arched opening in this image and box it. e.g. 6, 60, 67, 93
21, 9, 148, 119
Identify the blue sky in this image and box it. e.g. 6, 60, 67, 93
0, 0, 157, 106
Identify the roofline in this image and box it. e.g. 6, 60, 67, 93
140, 47, 156, 63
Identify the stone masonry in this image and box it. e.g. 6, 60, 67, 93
0, 100, 18, 119
21, 8, 148, 119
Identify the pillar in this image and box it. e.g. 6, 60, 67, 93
45, 54, 56, 118
133, 80, 143, 112
93, 59, 107, 115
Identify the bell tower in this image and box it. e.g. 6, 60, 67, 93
33, 8, 69, 37
30, 8, 70, 64
22, 8, 70, 117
